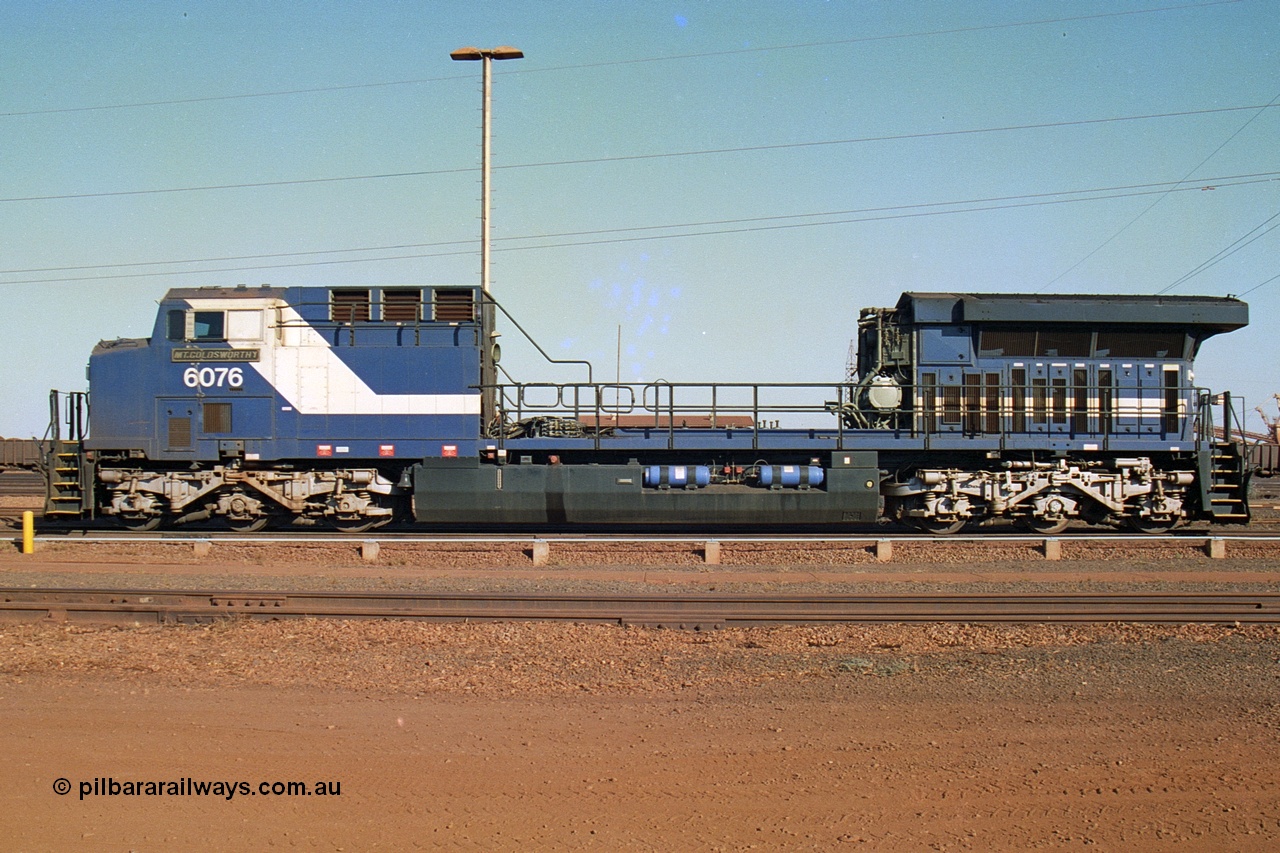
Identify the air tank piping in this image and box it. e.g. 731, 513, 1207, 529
642, 463, 826, 490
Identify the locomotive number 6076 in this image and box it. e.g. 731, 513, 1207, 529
182, 366, 244, 389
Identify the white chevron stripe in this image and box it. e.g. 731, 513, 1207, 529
182, 298, 481, 416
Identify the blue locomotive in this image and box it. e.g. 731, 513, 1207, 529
45, 285, 1250, 533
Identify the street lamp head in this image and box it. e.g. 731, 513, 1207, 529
451, 45, 524, 61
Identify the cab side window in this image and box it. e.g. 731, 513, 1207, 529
193, 311, 225, 341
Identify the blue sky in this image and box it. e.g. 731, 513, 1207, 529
1, 0, 1277, 435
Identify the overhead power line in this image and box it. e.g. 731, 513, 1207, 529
0, 75, 466, 118
1150, 92, 1280, 295
498, 104, 1280, 172
1157, 210, 1280, 294
3, 170, 1275, 286
3, 103, 1275, 205
1237, 271, 1280, 298
0, 237, 475, 275
0, 166, 472, 203
492, 174, 1277, 254
1044, 88, 1280, 292
536, 1, 1242, 71
0, 1, 1239, 119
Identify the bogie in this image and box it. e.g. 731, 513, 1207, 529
94, 464, 404, 532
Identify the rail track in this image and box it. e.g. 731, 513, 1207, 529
0, 471, 44, 496
12, 528, 1280, 540
2, 587, 1278, 628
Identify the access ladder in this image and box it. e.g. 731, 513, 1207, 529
1197, 392, 1250, 523
43, 391, 93, 520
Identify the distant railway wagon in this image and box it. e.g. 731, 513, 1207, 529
1252, 442, 1280, 477
45, 285, 1250, 533
0, 438, 42, 471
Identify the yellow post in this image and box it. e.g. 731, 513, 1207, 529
22, 511, 35, 555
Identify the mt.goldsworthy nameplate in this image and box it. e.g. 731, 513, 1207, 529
171, 349, 260, 362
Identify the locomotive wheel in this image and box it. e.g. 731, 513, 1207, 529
226, 515, 272, 533
1128, 515, 1180, 534
331, 516, 377, 534
913, 517, 967, 535
1019, 517, 1070, 535
117, 514, 162, 532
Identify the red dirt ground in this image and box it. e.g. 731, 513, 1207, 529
2, 542, 1279, 850
3, 623, 1279, 851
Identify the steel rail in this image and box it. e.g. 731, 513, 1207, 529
2, 587, 1278, 628
16, 530, 1280, 544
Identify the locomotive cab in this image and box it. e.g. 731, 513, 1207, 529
80, 284, 488, 530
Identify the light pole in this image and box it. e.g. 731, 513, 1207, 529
450, 45, 523, 296
450, 45, 523, 432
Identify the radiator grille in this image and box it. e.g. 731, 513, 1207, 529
383, 289, 422, 322
331, 289, 371, 323
433, 289, 475, 322
203, 402, 232, 434
168, 416, 192, 449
